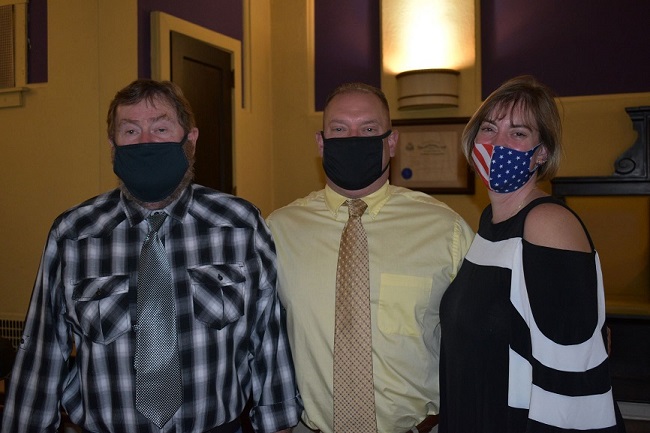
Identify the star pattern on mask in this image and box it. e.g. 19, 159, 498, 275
488, 146, 535, 192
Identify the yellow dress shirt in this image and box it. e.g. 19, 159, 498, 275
267, 182, 474, 433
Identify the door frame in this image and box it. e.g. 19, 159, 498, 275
151, 11, 242, 187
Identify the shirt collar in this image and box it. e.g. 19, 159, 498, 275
324, 181, 391, 220
121, 185, 193, 227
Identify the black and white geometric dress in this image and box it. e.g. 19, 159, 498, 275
439, 196, 624, 432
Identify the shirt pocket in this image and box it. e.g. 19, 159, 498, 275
377, 273, 432, 337
72, 275, 131, 344
188, 264, 247, 330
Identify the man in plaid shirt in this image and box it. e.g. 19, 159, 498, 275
1, 79, 301, 433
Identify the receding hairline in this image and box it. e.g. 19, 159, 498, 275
324, 83, 390, 114
322, 84, 392, 129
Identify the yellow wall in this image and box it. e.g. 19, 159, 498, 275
235, 1, 275, 213
1, 0, 649, 319
0, 0, 137, 319
270, 1, 324, 208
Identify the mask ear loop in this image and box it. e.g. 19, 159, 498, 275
379, 130, 393, 175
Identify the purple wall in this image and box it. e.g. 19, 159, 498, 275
481, 0, 650, 98
314, 0, 381, 111
26, 2, 650, 102
27, 0, 47, 83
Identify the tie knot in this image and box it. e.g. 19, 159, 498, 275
346, 199, 367, 218
147, 212, 167, 233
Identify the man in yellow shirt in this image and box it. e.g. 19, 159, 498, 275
267, 82, 473, 433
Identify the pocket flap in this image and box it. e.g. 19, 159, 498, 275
188, 264, 246, 329
71, 274, 131, 344
72, 275, 129, 301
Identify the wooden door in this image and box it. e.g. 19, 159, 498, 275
171, 31, 234, 195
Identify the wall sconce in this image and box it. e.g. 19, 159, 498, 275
396, 69, 460, 110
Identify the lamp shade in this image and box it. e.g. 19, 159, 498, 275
396, 69, 460, 109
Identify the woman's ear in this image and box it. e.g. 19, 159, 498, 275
535, 144, 548, 165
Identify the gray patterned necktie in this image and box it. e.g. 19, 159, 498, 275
333, 199, 377, 432
134, 212, 183, 427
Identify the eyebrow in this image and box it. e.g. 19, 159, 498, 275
508, 121, 533, 131
483, 118, 533, 131
118, 114, 172, 126
326, 118, 383, 128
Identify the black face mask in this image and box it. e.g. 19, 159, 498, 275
113, 135, 189, 203
322, 130, 392, 191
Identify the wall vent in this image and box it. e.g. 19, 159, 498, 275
0, 0, 28, 108
0, 4, 15, 89
0, 317, 24, 349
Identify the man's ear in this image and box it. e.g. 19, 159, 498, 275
316, 131, 324, 157
387, 130, 399, 158
186, 127, 199, 157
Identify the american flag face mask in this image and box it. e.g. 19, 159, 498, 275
472, 142, 542, 193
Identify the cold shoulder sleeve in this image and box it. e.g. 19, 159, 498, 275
508, 240, 618, 432
523, 241, 600, 344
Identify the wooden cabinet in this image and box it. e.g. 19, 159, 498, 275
552, 106, 650, 316
553, 106, 650, 197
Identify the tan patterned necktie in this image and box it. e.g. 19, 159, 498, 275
333, 199, 377, 432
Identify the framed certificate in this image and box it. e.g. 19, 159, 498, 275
390, 117, 474, 194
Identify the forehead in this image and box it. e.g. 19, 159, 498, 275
116, 96, 178, 123
324, 91, 389, 124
